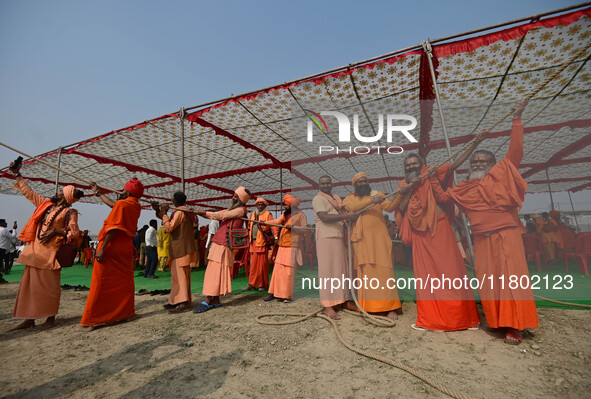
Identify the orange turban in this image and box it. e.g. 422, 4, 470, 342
124, 178, 144, 198
549, 210, 561, 219
352, 172, 367, 186
284, 194, 301, 207
235, 186, 250, 204
255, 197, 268, 205
63, 185, 80, 205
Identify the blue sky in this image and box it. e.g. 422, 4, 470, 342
0, 0, 587, 234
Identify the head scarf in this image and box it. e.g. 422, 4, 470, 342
63, 185, 80, 205
255, 197, 268, 206
124, 178, 144, 198
284, 193, 301, 207
235, 186, 250, 204
352, 172, 367, 186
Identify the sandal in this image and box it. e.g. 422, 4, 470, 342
193, 301, 222, 314
504, 328, 523, 345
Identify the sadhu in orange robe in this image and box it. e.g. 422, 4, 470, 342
80, 197, 141, 326
268, 210, 307, 300
343, 191, 401, 313
430, 118, 538, 331
396, 165, 480, 331
13, 179, 81, 320
248, 208, 277, 289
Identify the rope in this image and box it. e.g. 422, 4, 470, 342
534, 294, 591, 309
256, 310, 473, 399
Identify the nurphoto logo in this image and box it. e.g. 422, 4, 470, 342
304, 109, 418, 155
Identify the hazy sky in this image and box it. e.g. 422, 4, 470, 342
1, 0, 588, 235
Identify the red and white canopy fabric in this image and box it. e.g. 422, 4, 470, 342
1, 8, 590, 210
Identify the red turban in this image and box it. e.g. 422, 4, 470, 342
284, 194, 301, 207
124, 178, 144, 198
352, 172, 367, 186
62, 185, 80, 205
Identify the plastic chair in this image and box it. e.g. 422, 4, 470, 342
565, 232, 591, 275
522, 233, 547, 272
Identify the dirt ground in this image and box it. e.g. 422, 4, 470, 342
1, 281, 590, 399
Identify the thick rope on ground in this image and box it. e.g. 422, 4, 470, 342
256, 310, 474, 399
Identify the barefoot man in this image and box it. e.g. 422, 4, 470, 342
312, 176, 357, 319
429, 99, 538, 344
343, 172, 401, 321
7, 161, 83, 331
77, 178, 143, 331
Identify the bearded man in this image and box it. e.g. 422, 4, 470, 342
395, 151, 480, 332
153, 191, 198, 313
7, 162, 83, 331
263, 194, 307, 303
195, 187, 251, 313
78, 178, 144, 331
243, 197, 277, 292
312, 176, 357, 319
429, 99, 538, 345
343, 173, 402, 321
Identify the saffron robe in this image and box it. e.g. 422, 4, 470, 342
248, 210, 277, 289
431, 119, 538, 330
80, 197, 141, 326
13, 179, 81, 319
343, 191, 401, 312
163, 210, 196, 305
396, 165, 480, 331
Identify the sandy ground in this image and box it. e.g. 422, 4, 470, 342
0, 281, 590, 399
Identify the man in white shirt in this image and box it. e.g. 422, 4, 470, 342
0, 219, 18, 282
144, 219, 158, 278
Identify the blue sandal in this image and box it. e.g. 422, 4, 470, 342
194, 301, 222, 314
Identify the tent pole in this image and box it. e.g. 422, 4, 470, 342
567, 191, 580, 231
180, 108, 186, 192
279, 168, 283, 215
55, 146, 62, 195
423, 40, 476, 264
545, 168, 554, 210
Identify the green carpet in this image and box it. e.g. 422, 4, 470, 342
3, 260, 590, 308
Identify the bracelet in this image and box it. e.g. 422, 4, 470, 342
95, 192, 104, 197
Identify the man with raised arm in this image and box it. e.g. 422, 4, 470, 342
194, 187, 250, 313
429, 99, 537, 344
7, 162, 83, 331
394, 149, 481, 332
77, 178, 143, 331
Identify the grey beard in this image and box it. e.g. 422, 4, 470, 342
228, 198, 243, 210
468, 169, 488, 181
405, 169, 420, 182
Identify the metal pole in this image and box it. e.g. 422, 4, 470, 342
180, 108, 186, 192
567, 190, 580, 231
55, 146, 62, 195
423, 40, 476, 263
545, 168, 554, 210
279, 168, 283, 215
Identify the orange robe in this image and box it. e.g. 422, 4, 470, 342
248, 210, 277, 289
163, 210, 196, 306
343, 191, 401, 313
80, 197, 141, 326
268, 211, 307, 299
396, 165, 480, 331
202, 207, 246, 296
534, 217, 557, 261
431, 119, 538, 330
13, 179, 81, 319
